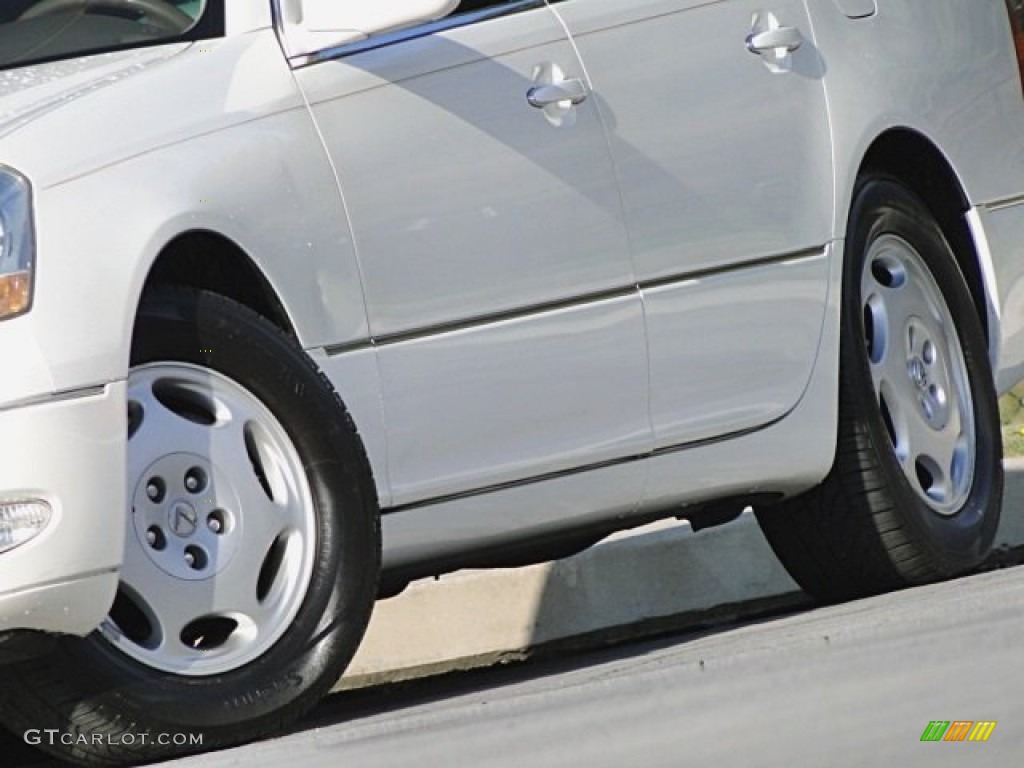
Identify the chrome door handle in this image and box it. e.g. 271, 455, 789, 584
527, 78, 588, 108
746, 26, 803, 54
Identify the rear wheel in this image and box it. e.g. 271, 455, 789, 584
756, 177, 1002, 601
0, 288, 380, 765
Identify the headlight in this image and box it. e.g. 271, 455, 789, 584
0, 167, 35, 321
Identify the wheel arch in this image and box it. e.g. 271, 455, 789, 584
855, 128, 990, 344
138, 230, 298, 340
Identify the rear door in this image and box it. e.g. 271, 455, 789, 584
290, 1, 651, 507
554, 0, 835, 449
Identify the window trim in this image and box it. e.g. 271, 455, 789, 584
278, 0, 551, 69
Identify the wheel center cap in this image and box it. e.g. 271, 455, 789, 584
133, 453, 243, 581
908, 357, 929, 390
169, 501, 199, 538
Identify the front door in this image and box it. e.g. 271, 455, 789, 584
291, 1, 651, 506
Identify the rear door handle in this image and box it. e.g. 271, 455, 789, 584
527, 78, 588, 109
746, 26, 803, 54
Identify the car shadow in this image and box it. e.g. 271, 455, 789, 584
308, 602, 809, 728
0, 600, 809, 767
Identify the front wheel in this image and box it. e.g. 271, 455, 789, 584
756, 177, 1002, 602
0, 288, 380, 765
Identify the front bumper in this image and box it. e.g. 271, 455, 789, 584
0, 382, 125, 638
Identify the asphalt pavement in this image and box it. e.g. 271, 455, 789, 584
6, 563, 1024, 766
167, 565, 1024, 768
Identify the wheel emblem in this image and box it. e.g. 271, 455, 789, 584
169, 501, 199, 538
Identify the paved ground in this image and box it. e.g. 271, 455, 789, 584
174, 565, 1024, 768
10, 563, 1022, 767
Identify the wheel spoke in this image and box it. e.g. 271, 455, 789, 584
212, 415, 308, 585
214, 416, 303, 519
873, 338, 914, 409
862, 256, 910, 396
117, 540, 210, 661
224, 500, 293, 602
128, 376, 221, 479
902, 404, 961, 501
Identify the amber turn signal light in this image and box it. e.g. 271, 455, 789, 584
0, 270, 31, 319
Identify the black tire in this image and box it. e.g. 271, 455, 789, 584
756, 177, 1002, 602
0, 288, 380, 765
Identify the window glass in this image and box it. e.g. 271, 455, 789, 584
455, 1, 517, 12
0, 0, 222, 71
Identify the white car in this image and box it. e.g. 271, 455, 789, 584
0, 0, 1022, 763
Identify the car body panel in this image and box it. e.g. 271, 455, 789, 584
639, 241, 843, 516
553, 0, 834, 446
969, 203, 1024, 392
554, 0, 834, 280
382, 454, 645, 570
292, 6, 635, 336
0, 45, 189, 146
643, 250, 829, 449
0, 383, 124, 634
376, 295, 651, 506
0, 32, 300, 191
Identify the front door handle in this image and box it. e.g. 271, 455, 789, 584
527, 78, 588, 109
746, 26, 803, 54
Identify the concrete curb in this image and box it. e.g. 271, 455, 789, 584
335, 458, 1024, 691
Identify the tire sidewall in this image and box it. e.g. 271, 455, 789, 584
843, 178, 1001, 570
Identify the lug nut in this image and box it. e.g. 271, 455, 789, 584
923, 340, 936, 365
184, 545, 208, 571
207, 510, 226, 535
146, 526, 166, 551
146, 479, 165, 503
184, 467, 207, 494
